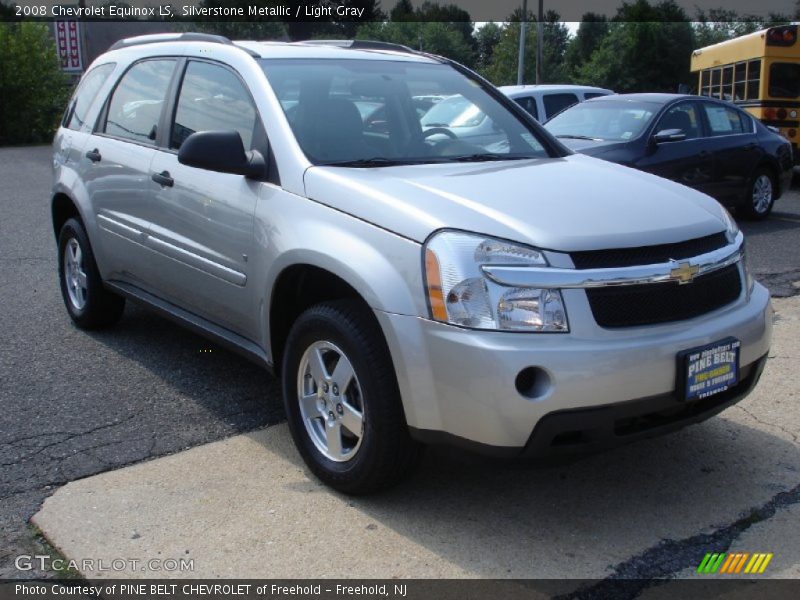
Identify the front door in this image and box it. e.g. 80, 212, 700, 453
146, 59, 265, 336
636, 101, 716, 197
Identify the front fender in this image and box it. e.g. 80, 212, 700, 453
251, 188, 427, 357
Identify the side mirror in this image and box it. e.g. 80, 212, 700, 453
178, 130, 265, 178
653, 128, 686, 144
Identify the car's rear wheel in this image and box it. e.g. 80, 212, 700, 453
281, 300, 421, 494
740, 168, 775, 220
58, 218, 125, 329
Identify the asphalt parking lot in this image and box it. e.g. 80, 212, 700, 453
1, 145, 800, 585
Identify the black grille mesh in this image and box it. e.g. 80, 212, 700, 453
586, 264, 742, 328
571, 233, 728, 269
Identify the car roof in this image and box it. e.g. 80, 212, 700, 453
103, 34, 440, 64
235, 41, 437, 62
499, 84, 613, 94
586, 93, 692, 105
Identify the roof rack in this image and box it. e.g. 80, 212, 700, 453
108, 32, 260, 57
295, 39, 417, 54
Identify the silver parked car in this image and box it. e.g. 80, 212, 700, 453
53, 34, 772, 494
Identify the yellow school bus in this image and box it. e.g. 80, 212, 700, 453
691, 25, 800, 158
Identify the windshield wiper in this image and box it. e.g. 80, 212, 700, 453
319, 157, 421, 168
437, 153, 536, 163
555, 134, 603, 141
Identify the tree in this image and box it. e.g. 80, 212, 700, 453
356, 20, 475, 67
389, 0, 414, 22
564, 13, 608, 78
577, 1, 694, 92
693, 9, 789, 49
475, 22, 502, 70
482, 11, 570, 85
0, 23, 69, 144
0, 1, 17, 19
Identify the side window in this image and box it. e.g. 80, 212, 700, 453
64, 63, 115, 131
584, 92, 607, 100
171, 61, 260, 151
514, 96, 539, 120
746, 60, 761, 100
703, 104, 747, 136
542, 93, 579, 119
103, 59, 175, 144
734, 62, 747, 101
722, 65, 734, 101
700, 70, 711, 97
657, 103, 701, 140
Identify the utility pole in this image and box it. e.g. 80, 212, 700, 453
536, 0, 544, 84
516, 0, 527, 85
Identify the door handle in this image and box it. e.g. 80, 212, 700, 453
151, 170, 174, 187
698, 150, 711, 158
85, 148, 101, 162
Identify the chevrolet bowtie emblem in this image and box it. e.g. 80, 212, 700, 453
669, 261, 700, 284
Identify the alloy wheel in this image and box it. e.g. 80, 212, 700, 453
296, 340, 365, 462
64, 238, 88, 310
752, 174, 773, 215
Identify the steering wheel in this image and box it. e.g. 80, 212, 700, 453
421, 127, 458, 140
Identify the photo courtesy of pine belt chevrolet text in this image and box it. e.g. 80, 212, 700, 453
51, 33, 773, 494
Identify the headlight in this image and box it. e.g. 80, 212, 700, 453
721, 208, 739, 243
424, 231, 569, 332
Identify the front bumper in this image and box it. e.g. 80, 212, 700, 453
375, 281, 772, 453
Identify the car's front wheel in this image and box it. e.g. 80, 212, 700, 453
281, 300, 421, 494
740, 168, 776, 220
57, 217, 125, 329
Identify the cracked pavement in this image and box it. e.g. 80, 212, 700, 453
2, 146, 800, 584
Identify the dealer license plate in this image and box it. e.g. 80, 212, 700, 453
679, 338, 740, 401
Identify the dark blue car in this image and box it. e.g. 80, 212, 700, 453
545, 93, 793, 219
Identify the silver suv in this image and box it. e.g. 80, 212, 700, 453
52, 34, 772, 494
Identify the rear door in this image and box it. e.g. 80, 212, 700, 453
699, 101, 762, 202
635, 100, 716, 197
146, 59, 265, 336
55, 62, 116, 168
82, 58, 177, 285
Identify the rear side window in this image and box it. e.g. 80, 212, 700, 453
170, 61, 260, 151
584, 92, 606, 100
64, 63, 115, 131
514, 96, 539, 120
103, 59, 176, 145
543, 93, 579, 119
702, 104, 748, 136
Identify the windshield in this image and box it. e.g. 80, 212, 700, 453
260, 58, 551, 165
545, 100, 658, 142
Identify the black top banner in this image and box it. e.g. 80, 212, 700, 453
2, 0, 797, 22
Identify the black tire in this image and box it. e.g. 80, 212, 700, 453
739, 168, 776, 220
57, 217, 125, 329
281, 300, 421, 494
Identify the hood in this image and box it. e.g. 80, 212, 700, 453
303, 154, 727, 252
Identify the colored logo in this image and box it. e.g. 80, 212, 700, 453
669, 261, 700, 284
697, 552, 773, 574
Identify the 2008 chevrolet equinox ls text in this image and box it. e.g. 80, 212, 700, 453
52, 34, 773, 493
